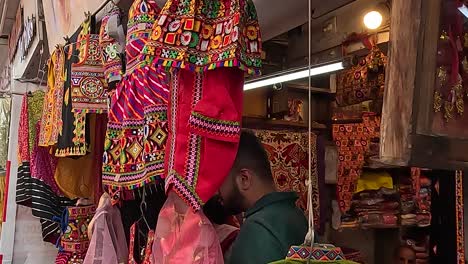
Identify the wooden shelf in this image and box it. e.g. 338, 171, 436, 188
243, 116, 327, 131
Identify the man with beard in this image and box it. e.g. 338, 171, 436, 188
219, 130, 308, 264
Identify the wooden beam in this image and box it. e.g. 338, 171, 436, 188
380, 0, 423, 166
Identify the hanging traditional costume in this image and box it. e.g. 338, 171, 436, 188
101, 0, 169, 202
54, 17, 109, 200
141, 0, 262, 262
55, 205, 96, 264
39, 47, 66, 148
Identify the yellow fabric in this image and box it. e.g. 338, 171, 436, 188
54, 115, 96, 199
355, 171, 393, 193
0, 173, 6, 222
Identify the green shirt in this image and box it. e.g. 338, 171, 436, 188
227, 192, 308, 264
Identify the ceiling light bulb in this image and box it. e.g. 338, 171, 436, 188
364, 11, 383, 30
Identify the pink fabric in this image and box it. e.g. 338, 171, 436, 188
152, 192, 224, 264
30, 122, 60, 194
84, 195, 128, 264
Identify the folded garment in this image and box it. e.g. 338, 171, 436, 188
417, 213, 431, 227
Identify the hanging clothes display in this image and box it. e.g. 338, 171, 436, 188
16, 91, 75, 243
55, 205, 96, 264
332, 113, 381, 213
253, 130, 323, 231
39, 47, 66, 148
102, 0, 169, 201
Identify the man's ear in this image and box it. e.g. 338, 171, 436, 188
236, 168, 253, 191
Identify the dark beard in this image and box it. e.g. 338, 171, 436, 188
222, 184, 244, 216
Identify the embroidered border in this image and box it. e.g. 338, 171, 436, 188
188, 111, 241, 139
456, 170, 465, 264
168, 170, 203, 211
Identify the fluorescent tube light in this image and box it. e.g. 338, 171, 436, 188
244, 62, 344, 91
458, 4, 468, 18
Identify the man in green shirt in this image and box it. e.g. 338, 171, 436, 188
218, 130, 308, 264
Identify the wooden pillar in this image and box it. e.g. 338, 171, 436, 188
380, 0, 423, 166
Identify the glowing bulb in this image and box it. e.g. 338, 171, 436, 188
363, 11, 383, 30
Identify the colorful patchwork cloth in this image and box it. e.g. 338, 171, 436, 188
254, 130, 322, 230
142, 0, 262, 75
56, 205, 96, 264
332, 114, 380, 213
102, 0, 169, 198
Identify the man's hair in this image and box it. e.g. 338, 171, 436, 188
231, 129, 273, 182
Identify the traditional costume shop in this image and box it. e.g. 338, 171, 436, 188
139, 0, 262, 262
101, 0, 170, 203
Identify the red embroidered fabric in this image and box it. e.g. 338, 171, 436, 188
128, 223, 155, 264
332, 114, 381, 213
164, 68, 244, 211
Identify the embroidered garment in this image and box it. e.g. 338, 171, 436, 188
336, 46, 386, 107
84, 193, 128, 264
71, 35, 108, 114
39, 47, 66, 147
56, 32, 91, 157
55, 114, 104, 199
55, 205, 96, 264
332, 114, 381, 213
102, 0, 169, 197
99, 6, 123, 84
253, 130, 321, 230
126, 0, 161, 75
164, 68, 243, 211
142, 0, 262, 75
102, 66, 169, 193
152, 193, 224, 264
128, 223, 155, 264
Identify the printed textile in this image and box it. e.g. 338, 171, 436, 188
332, 114, 380, 213
102, 0, 168, 199
55, 205, 96, 264
84, 193, 128, 264
142, 0, 262, 75
254, 130, 321, 230
336, 46, 386, 107
16, 95, 32, 206
165, 68, 243, 211
39, 47, 66, 147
